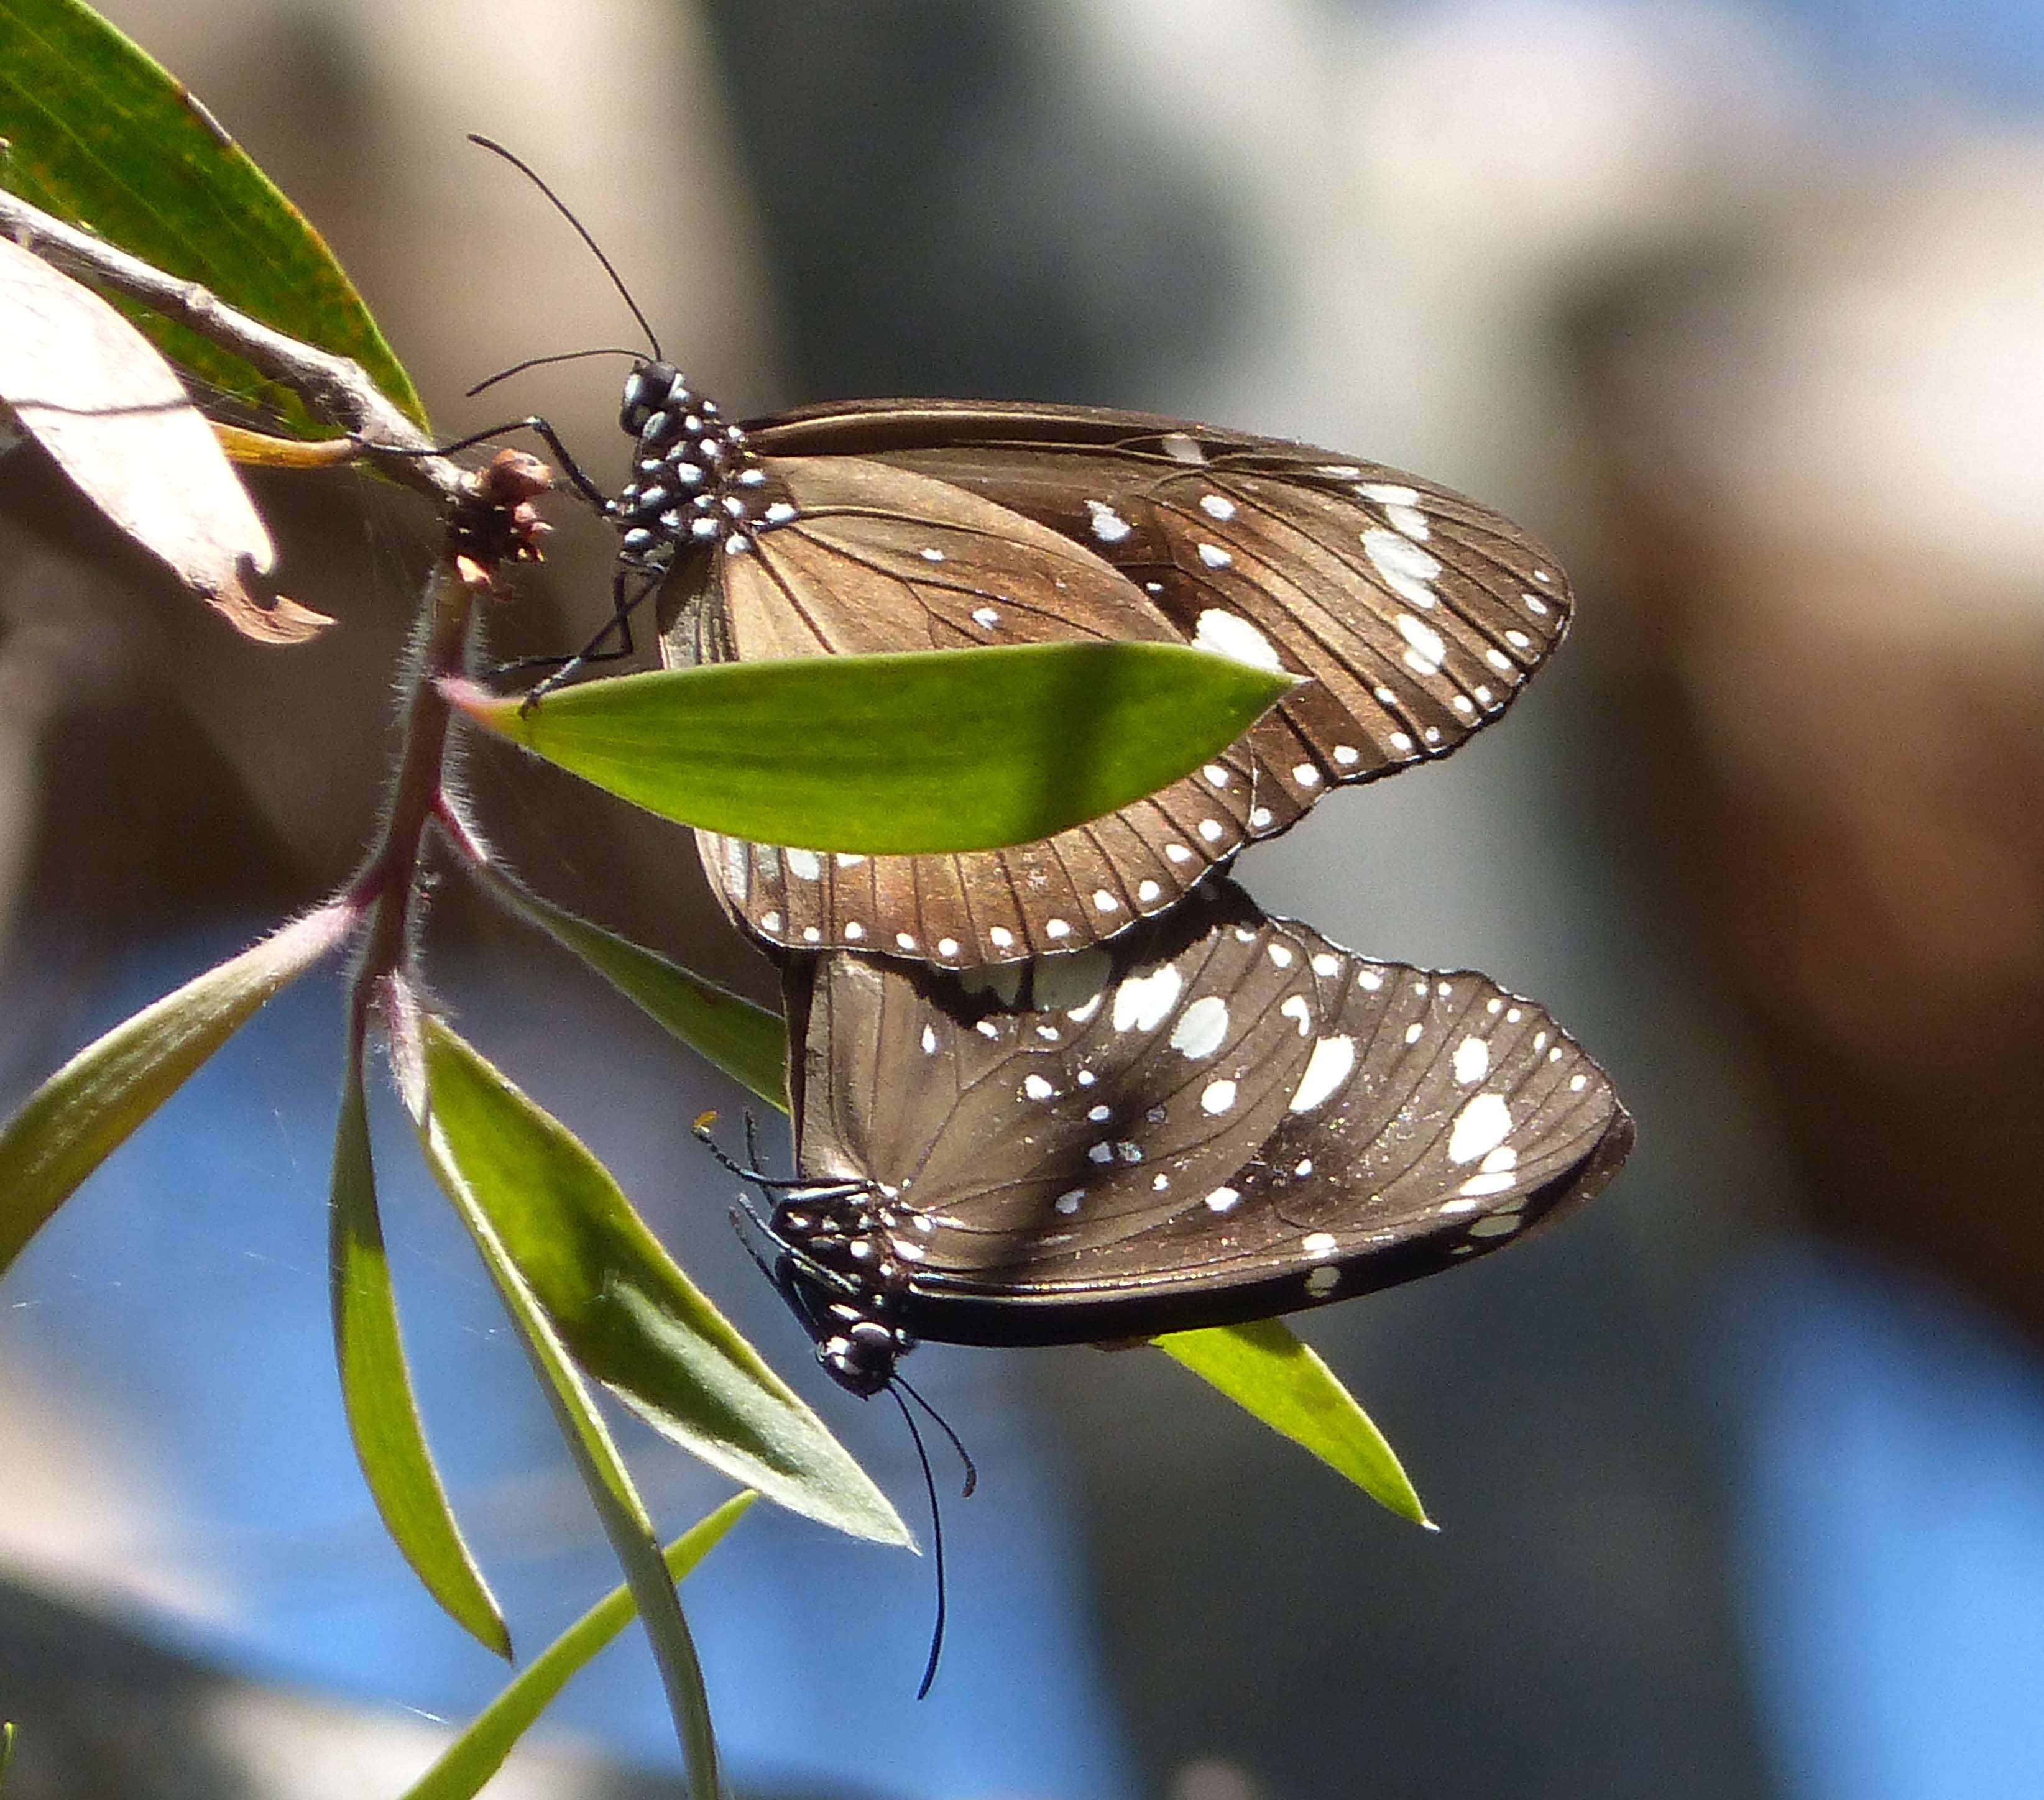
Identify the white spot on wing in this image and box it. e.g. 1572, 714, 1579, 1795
1289, 1035, 1356, 1111
1279, 994, 1312, 1035
1305, 1266, 1340, 1298
1199, 494, 1236, 520
1197, 542, 1233, 569
1205, 1185, 1240, 1212
1161, 432, 1205, 464
1200, 1078, 1238, 1114
1112, 964, 1184, 1033
1363, 528, 1442, 607
1170, 994, 1230, 1058
1085, 499, 1133, 543
1302, 1231, 1338, 1258
786, 848, 821, 881
1448, 1093, 1513, 1164
1453, 1035, 1489, 1085
1191, 608, 1283, 671
1359, 482, 1419, 507
1396, 613, 1447, 674
921, 1025, 938, 1054
1022, 1073, 1055, 1101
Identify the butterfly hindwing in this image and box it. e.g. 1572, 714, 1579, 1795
781, 883, 1631, 1348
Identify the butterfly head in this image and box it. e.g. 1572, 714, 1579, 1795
617, 359, 686, 438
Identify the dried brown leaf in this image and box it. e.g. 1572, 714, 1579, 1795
0, 236, 328, 642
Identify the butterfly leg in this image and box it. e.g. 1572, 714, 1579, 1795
359, 415, 612, 512
504, 562, 666, 707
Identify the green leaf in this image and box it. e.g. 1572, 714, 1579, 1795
445, 641, 1297, 854
331, 1039, 509, 1658
401, 1007, 722, 1800
0, 902, 354, 1280
466, 856, 786, 1111
397, 1493, 755, 1800
1157, 1320, 1432, 1527
410, 1015, 908, 1548
0, 1719, 14, 1794
0, 0, 424, 429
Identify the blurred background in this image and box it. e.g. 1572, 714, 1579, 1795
4, 1, 2043, 1795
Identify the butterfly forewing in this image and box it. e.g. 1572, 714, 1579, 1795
780, 884, 1631, 1349
676, 453, 1259, 965
748, 400, 1573, 817
647, 397, 1571, 967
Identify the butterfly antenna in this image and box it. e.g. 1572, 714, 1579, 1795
893, 1374, 978, 1499
467, 134, 663, 360
888, 1383, 950, 1700
466, 346, 645, 400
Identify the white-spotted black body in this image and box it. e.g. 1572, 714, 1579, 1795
765, 1183, 924, 1397
610, 361, 799, 572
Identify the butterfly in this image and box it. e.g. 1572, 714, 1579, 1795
610, 369, 1573, 967
713, 881, 1632, 1397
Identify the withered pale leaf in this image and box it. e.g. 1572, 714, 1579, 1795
0, 236, 328, 642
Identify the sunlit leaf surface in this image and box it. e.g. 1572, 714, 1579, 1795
1158, 1319, 1431, 1525
446, 641, 1296, 854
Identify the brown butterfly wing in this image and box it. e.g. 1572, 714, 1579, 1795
749, 401, 1573, 844
672, 454, 1259, 965
786, 883, 1631, 1345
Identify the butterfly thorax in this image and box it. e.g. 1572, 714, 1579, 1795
768, 1182, 930, 1396
611, 360, 798, 571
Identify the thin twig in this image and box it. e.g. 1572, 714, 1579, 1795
0, 183, 467, 506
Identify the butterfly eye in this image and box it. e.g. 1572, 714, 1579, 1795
618, 359, 683, 436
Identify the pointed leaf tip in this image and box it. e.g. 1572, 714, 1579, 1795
331, 1047, 509, 1656
0, 902, 355, 1280
1157, 1319, 1430, 1525
408, 1017, 907, 1548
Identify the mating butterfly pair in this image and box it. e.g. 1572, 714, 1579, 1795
576, 357, 1628, 1392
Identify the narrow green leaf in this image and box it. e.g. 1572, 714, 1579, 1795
1157, 1320, 1432, 1527
398, 1493, 755, 1800
0, 0, 425, 428
331, 1039, 509, 1658
402, 1009, 720, 1800
446, 641, 1297, 854
411, 1016, 908, 1548
0, 902, 354, 1280
0, 1719, 14, 1793
467, 856, 786, 1112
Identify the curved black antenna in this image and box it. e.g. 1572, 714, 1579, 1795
467, 133, 663, 360
466, 347, 647, 399
893, 1374, 978, 1499
888, 1384, 950, 1701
